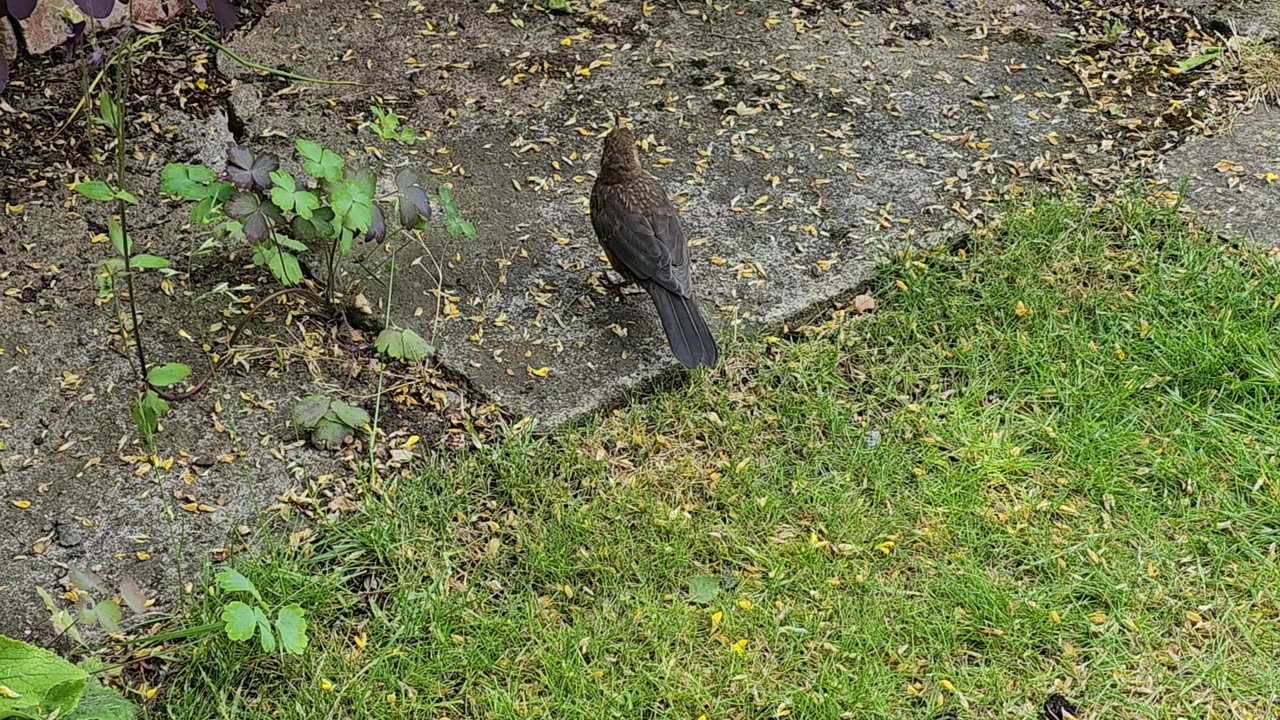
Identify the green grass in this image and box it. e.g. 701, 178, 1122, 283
151, 195, 1280, 720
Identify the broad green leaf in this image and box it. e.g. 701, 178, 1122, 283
291, 395, 331, 429
311, 417, 353, 449
251, 240, 303, 286
220, 601, 257, 642
93, 600, 121, 633
107, 219, 131, 256
329, 400, 370, 429
0, 635, 88, 719
296, 139, 343, 183
161, 163, 215, 199
269, 169, 295, 193
147, 363, 190, 388
1177, 47, 1222, 73
131, 391, 168, 443
374, 328, 434, 362
253, 607, 276, 653
269, 172, 319, 219
445, 215, 476, 239
215, 568, 258, 597
66, 681, 138, 720
437, 185, 456, 214
276, 236, 308, 252
129, 254, 169, 270
75, 181, 113, 201
275, 604, 308, 655
97, 89, 118, 132
687, 575, 720, 604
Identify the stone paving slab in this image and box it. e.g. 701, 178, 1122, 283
1157, 106, 1280, 246
224, 0, 1112, 427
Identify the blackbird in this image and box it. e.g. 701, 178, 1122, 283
589, 117, 718, 368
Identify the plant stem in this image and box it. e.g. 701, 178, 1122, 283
114, 38, 150, 388
185, 29, 357, 86
367, 259, 395, 484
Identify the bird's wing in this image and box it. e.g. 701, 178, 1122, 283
591, 182, 691, 297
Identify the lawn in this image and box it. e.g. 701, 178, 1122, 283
151, 195, 1280, 720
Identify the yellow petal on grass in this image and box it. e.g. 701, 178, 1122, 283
11, 500, 30, 509
710, 611, 723, 630
730, 638, 748, 654
876, 540, 895, 555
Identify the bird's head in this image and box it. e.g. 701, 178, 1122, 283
601, 111, 640, 173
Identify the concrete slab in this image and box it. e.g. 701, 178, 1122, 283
223, 0, 1109, 426
1157, 106, 1280, 246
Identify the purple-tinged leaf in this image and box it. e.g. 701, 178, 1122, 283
211, 0, 238, 29
189, 0, 207, 9
226, 146, 278, 191
8, 0, 37, 20
367, 203, 385, 242
0, 53, 7, 95
74, 0, 116, 20
395, 169, 432, 229
71, 567, 111, 594
226, 192, 282, 242
119, 577, 147, 614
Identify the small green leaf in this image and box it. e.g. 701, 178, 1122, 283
292, 394, 331, 429
329, 400, 370, 429
297, 138, 344, 183
161, 163, 215, 199
687, 575, 720, 604
94, 600, 122, 633
220, 601, 257, 642
129, 254, 169, 270
75, 181, 113, 201
437, 185, 457, 214
310, 417, 353, 449
275, 604, 308, 655
254, 607, 276, 653
108, 219, 131, 256
215, 568, 258, 597
147, 363, 190, 388
251, 240, 303, 286
374, 327, 434, 362
113, 190, 139, 205
1177, 47, 1222, 73
97, 90, 119, 131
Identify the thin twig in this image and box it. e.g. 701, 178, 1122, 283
186, 29, 357, 86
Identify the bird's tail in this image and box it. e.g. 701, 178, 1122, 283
644, 283, 718, 369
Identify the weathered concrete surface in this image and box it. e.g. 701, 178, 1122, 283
1158, 106, 1280, 246
1173, 0, 1280, 37
223, 0, 1112, 426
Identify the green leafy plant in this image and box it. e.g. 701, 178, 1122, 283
0, 636, 137, 719
215, 569, 308, 655
368, 105, 416, 145
75, 68, 191, 455
437, 185, 476, 239
33, 569, 148, 645
290, 394, 371, 449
